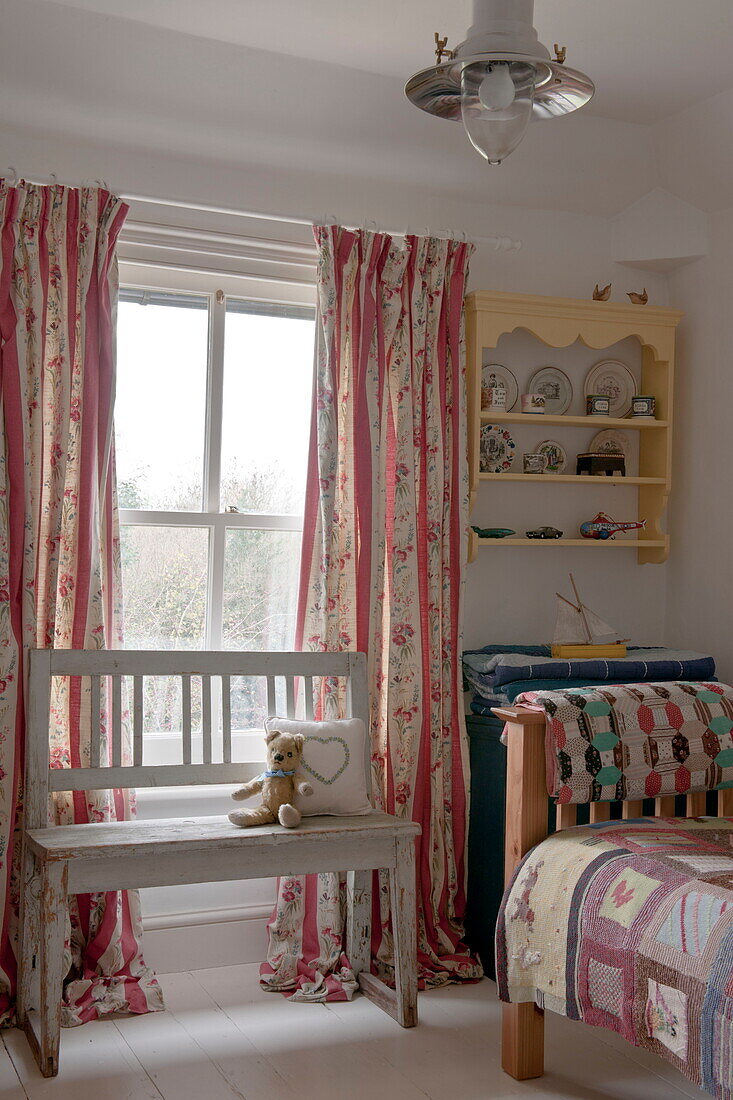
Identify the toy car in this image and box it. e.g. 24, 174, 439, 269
525, 527, 563, 539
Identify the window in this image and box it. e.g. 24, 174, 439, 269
115, 284, 315, 760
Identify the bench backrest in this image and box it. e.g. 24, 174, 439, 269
26, 649, 369, 830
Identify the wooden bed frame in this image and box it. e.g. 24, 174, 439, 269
493, 703, 733, 1082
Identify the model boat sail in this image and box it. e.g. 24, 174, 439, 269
551, 573, 628, 658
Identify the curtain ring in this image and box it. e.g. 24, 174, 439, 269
5, 166, 18, 186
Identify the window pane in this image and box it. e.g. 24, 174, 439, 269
223, 528, 300, 729
116, 291, 209, 510
121, 525, 209, 649
221, 303, 314, 514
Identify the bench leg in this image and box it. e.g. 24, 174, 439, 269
389, 835, 418, 1027
346, 869, 371, 976
21, 859, 68, 1078
359, 837, 418, 1027
18, 844, 40, 1025
502, 1001, 545, 1079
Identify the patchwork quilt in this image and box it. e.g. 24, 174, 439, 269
496, 818, 733, 1099
516, 681, 733, 804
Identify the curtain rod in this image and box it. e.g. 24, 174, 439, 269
2, 169, 523, 253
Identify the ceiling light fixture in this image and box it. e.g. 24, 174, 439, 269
405, 0, 594, 166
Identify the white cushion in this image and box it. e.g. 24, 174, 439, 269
263, 716, 372, 817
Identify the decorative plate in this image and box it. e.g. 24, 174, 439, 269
536, 439, 567, 474
584, 360, 637, 418
589, 429, 630, 456
480, 361, 518, 412
479, 424, 516, 473
527, 366, 573, 415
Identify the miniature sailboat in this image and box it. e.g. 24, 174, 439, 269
551, 574, 628, 658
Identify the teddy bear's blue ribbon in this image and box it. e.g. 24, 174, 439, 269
260, 768, 296, 779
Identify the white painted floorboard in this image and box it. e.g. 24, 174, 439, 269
0, 964, 711, 1100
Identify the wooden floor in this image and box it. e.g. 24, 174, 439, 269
0, 964, 709, 1099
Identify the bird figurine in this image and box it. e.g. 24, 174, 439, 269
593, 282, 612, 301
628, 288, 649, 305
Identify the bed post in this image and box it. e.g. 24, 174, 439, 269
493, 706, 548, 1081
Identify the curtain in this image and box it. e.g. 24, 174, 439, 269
261, 225, 483, 1000
0, 181, 163, 1025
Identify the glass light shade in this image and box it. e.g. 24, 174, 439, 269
460, 61, 536, 165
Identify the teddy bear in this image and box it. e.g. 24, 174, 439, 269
228, 727, 313, 828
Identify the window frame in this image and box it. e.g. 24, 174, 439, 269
117, 273, 314, 655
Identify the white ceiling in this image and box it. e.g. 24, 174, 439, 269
38, 0, 733, 124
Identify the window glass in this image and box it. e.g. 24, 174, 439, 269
116, 290, 209, 510
220, 303, 314, 514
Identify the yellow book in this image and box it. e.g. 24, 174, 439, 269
551, 644, 627, 659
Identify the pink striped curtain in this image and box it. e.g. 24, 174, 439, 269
261, 225, 482, 1000
0, 181, 163, 1024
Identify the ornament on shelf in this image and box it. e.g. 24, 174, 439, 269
627, 288, 649, 306
593, 282, 612, 301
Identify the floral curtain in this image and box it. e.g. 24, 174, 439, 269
261, 225, 483, 1000
0, 181, 163, 1025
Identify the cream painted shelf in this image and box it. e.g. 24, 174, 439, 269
476, 538, 668, 549
481, 412, 668, 430
465, 290, 683, 565
479, 473, 666, 486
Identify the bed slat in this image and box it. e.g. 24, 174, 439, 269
718, 789, 733, 816
556, 805, 577, 831
655, 796, 676, 817
590, 803, 611, 824
622, 800, 644, 819
686, 791, 706, 817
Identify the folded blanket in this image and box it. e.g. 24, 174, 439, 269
515, 680, 733, 804
463, 646, 716, 698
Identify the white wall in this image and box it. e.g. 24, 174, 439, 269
664, 206, 733, 681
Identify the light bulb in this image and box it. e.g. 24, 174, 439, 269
460, 61, 536, 165
478, 63, 516, 111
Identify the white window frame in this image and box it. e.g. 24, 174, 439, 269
116, 264, 316, 767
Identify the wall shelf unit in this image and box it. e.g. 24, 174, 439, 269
465, 291, 683, 565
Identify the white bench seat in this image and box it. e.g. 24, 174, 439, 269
27, 811, 417, 860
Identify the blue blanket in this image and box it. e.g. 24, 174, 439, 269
463, 645, 717, 716
463, 645, 716, 696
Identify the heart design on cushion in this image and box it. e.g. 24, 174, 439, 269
301, 736, 351, 786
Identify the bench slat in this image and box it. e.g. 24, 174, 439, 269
90, 676, 101, 768
202, 676, 212, 764
222, 675, 231, 763
266, 675, 276, 716
133, 676, 143, 766
182, 675, 192, 765
111, 676, 122, 768
304, 675, 314, 720
285, 676, 295, 719
48, 761, 260, 792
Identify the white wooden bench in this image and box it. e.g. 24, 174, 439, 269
18, 649, 420, 1077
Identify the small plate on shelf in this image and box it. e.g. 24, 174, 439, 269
480, 361, 518, 412
479, 424, 516, 473
590, 429, 629, 456
536, 439, 567, 474
528, 366, 572, 415
584, 360, 637, 418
